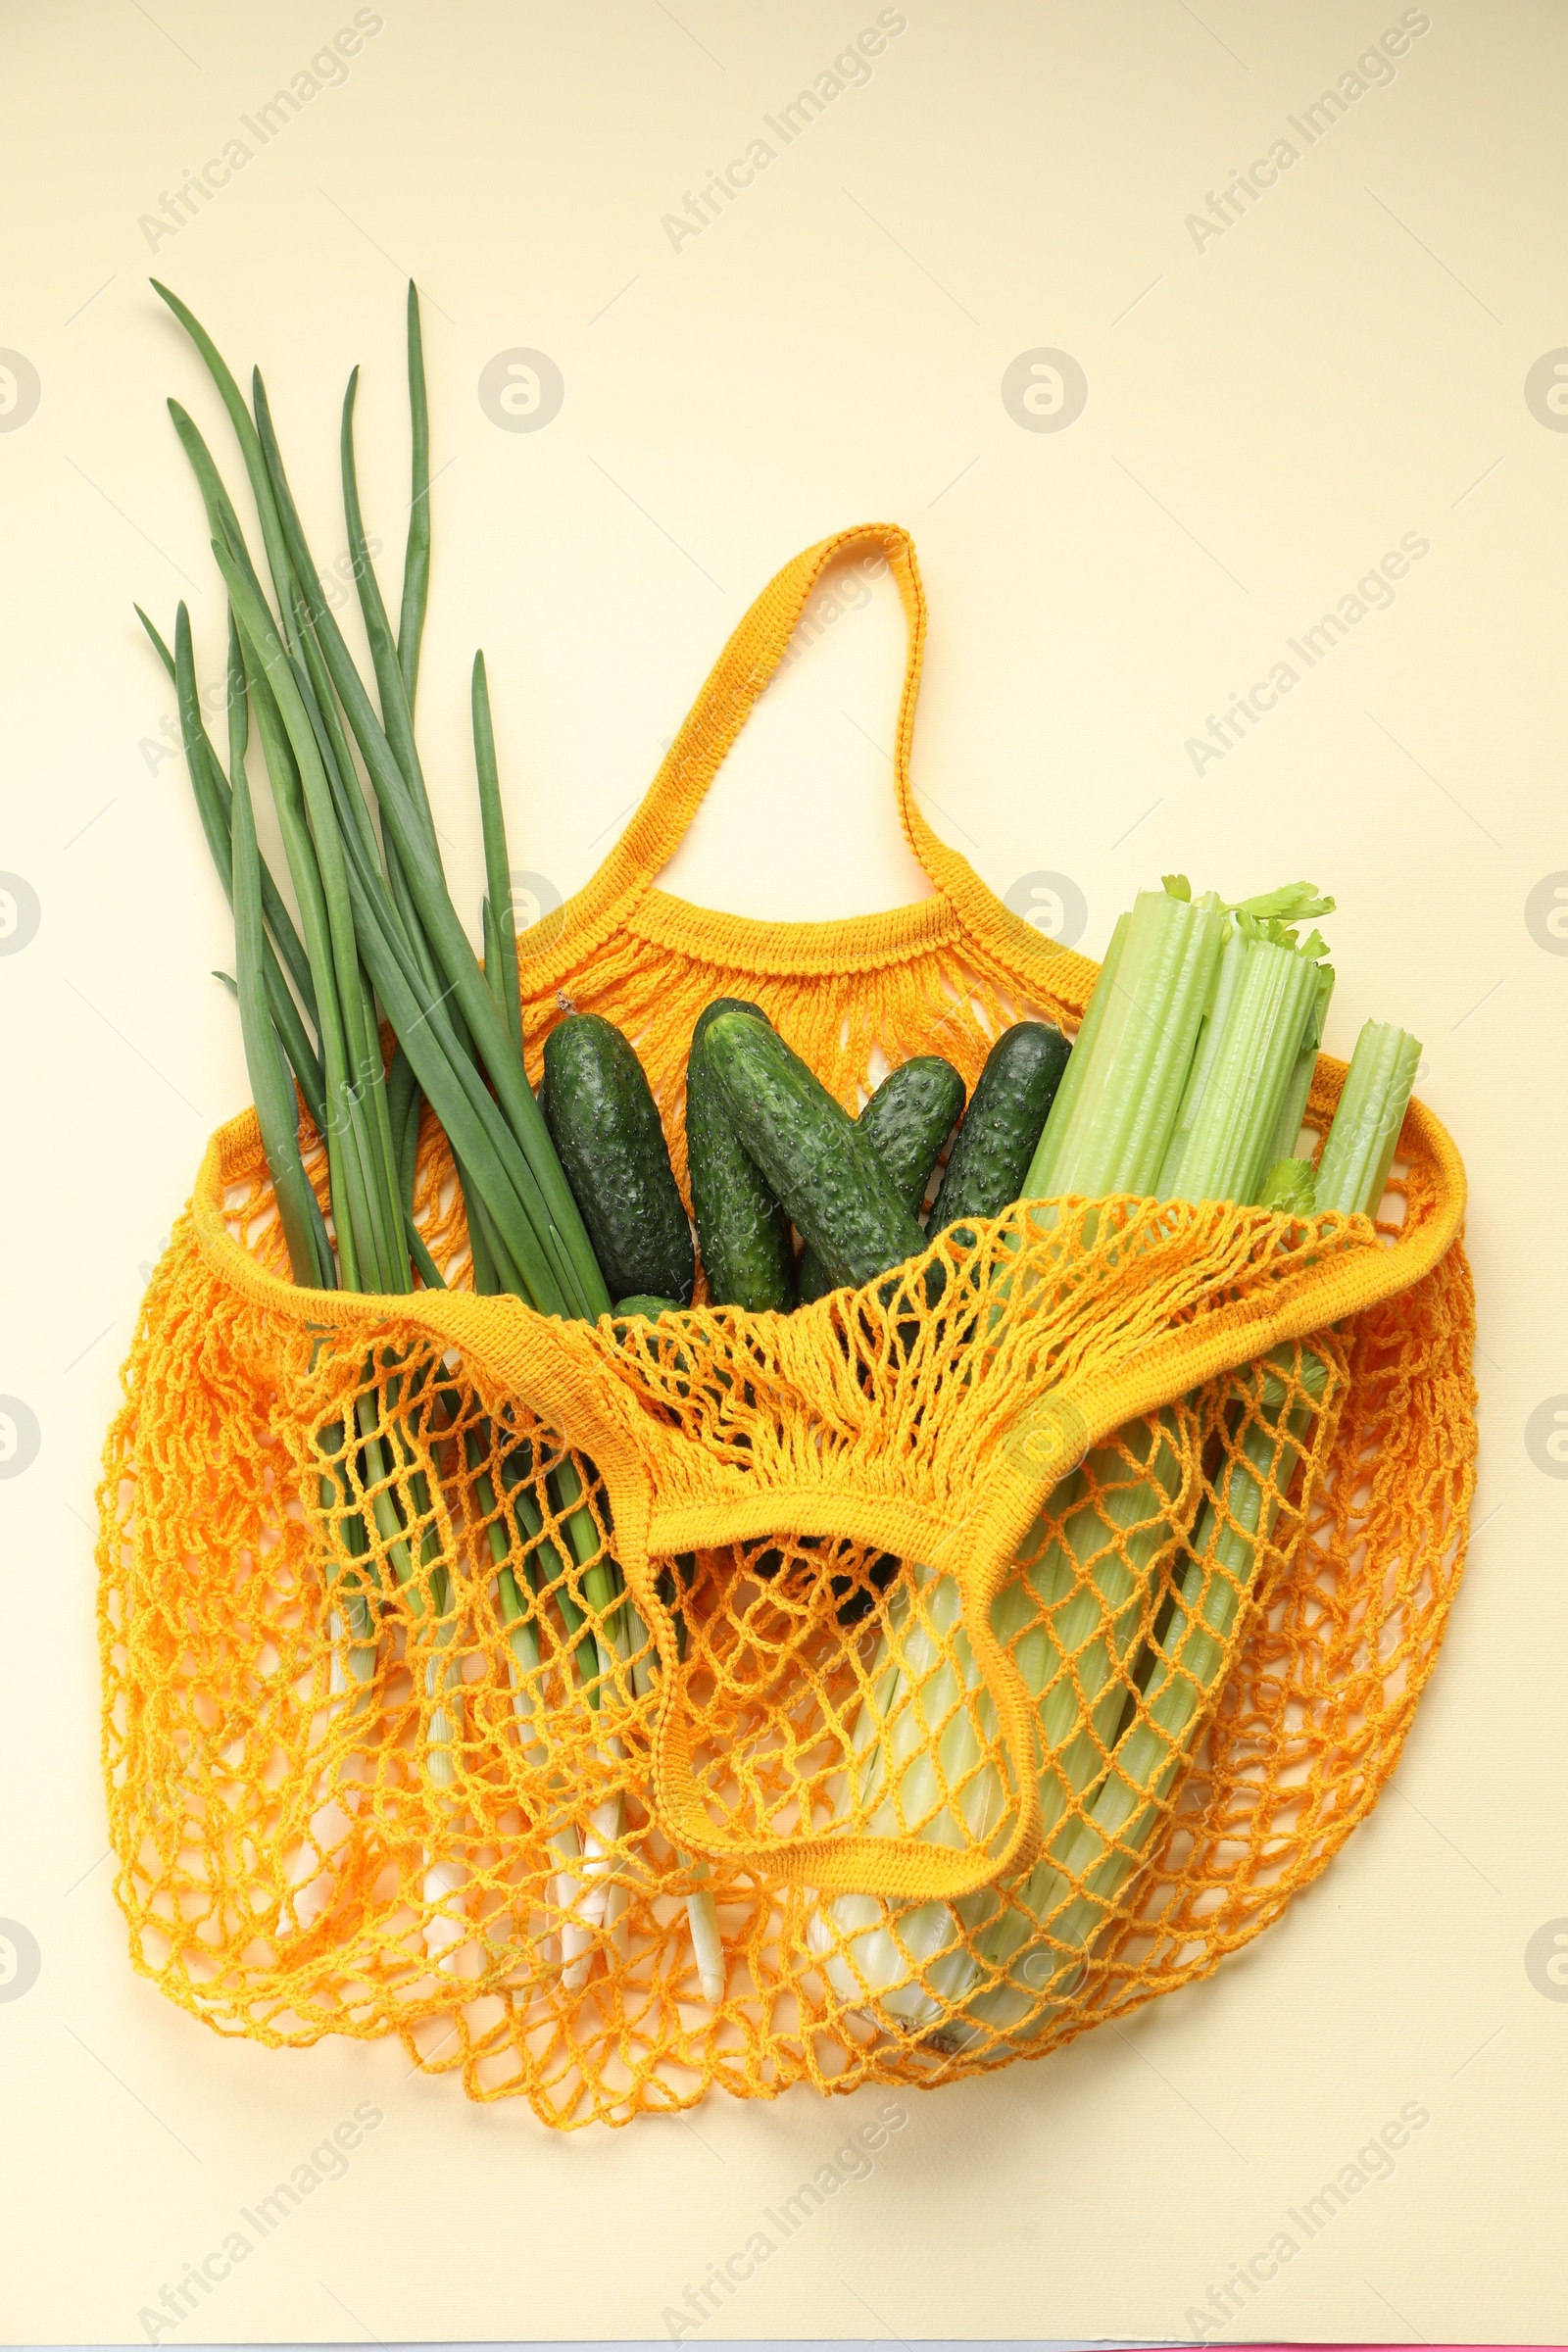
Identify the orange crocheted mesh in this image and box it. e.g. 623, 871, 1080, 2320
97, 524, 1476, 2129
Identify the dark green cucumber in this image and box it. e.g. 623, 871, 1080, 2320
927, 1020, 1071, 1231
747, 1531, 904, 1627
705, 1013, 927, 1294
797, 1054, 964, 1304
686, 997, 797, 1312
542, 1013, 695, 1306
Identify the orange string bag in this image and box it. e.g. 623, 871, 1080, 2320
98, 523, 1475, 2130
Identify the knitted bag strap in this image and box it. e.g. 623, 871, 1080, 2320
515, 521, 1096, 1012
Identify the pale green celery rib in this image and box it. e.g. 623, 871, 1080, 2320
1026, 889, 1227, 1200
950, 1354, 1327, 2051
1023, 911, 1128, 1194
1314, 1021, 1422, 1218
812, 1575, 1000, 2020
1160, 939, 1319, 1207
813, 1412, 1187, 2026
1157, 915, 1246, 1201
1265, 962, 1335, 1169
828, 1002, 1421, 2046
956, 1043, 1420, 2044
954, 1412, 1187, 1987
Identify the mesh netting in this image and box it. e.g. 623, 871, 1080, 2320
98, 1016, 1472, 2128
97, 519, 1475, 2127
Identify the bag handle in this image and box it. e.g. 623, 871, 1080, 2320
524, 521, 1019, 973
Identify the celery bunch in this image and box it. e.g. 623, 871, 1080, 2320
808, 879, 1421, 2046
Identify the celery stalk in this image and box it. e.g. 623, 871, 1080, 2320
945, 1023, 1421, 2049
1265, 962, 1335, 1168
1015, 911, 1128, 1173
806, 876, 1357, 2042
809, 1413, 1187, 2026
1159, 939, 1321, 1206
1314, 1021, 1421, 1218
949, 1355, 1325, 2050
1156, 917, 1249, 1202
1026, 887, 1228, 1200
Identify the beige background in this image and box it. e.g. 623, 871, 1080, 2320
2, 0, 1563, 2341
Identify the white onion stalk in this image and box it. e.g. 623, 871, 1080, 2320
421, 1596, 480, 1974
554, 1574, 635, 1993
278, 1497, 378, 1939
493, 1574, 582, 1975
625, 1627, 726, 2007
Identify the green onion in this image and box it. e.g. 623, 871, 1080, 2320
147, 281, 742, 2006
472, 653, 522, 1061
397, 282, 431, 710
220, 608, 330, 1293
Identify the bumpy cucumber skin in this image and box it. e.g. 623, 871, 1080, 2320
797, 1055, 965, 1304
705, 1014, 927, 1293
542, 1013, 696, 1306
927, 1020, 1071, 1231
686, 997, 798, 1313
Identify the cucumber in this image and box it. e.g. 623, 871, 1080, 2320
542, 1013, 695, 1306
748, 1532, 904, 1627
926, 1021, 1071, 1232
612, 1295, 684, 1321
686, 997, 797, 1312
704, 1013, 927, 1294
797, 1054, 964, 1304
